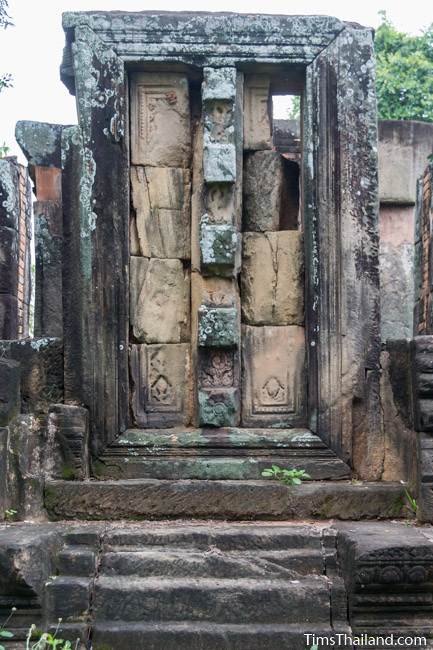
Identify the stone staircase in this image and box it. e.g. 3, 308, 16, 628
44, 523, 350, 650
43, 426, 408, 522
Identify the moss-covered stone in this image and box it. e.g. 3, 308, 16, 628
203, 143, 236, 183
198, 389, 239, 427
200, 218, 239, 277
198, 305, 238, 347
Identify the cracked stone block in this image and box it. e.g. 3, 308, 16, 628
203, 143, 236, 183
198, 388, 240, 427
243, 151, 294, 232
130, 257, 190, 344
242, 325, 306, 427
243, 75, 272, 151
130, 343, 192, 428
202, 67, 237, 102
130, 72, 191, 167
200, 217, 240, 276
131, 166, 191, 259
198, 305, 239, 348
242, 231, 304, 326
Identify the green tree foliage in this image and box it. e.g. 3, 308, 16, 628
0, 0, 12, 93
375, 12, 433, 122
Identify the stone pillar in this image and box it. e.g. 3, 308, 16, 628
305, 26, 382, 478
60, 26, 129, 452
196, 67, 242, 427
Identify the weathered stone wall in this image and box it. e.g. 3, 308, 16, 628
0, 157, 32, 339
379, 120, 433, 341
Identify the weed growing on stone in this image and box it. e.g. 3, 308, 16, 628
26, 620, 80, 649
261, 465, 311, 486
404, 488, 418, 516
0, 608, 15, 650
3, 508, 17, 521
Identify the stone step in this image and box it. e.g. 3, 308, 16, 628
98, 427, 351, 480
44, 479, 406, 521
99, 547, 323, 579
45, 576, 91, 621
101, 523, 323, 550
90, 622, 341, 650
95, 454, 350, 480
114, 427, 322, 449
93, 575, 330, 624
55, 546, 96, 576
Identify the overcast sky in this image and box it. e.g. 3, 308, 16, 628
1, 0, 432, 159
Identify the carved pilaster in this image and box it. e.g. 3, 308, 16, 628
197, 67, 242, 426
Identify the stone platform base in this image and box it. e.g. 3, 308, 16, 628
1, 521, 433, 649
96, 427, 351, 481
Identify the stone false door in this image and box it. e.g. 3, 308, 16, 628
128, 68, 307, 430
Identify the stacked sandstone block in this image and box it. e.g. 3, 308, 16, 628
129, 73, 192, 428
128, 69, 305, 428
241, 75, 306, 427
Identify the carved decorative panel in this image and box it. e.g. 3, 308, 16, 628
130, 73, 191, 168
241, 325, 306, 427
130, 343, 192, 428
243, 75, 272, 151
199, 350, 238, 389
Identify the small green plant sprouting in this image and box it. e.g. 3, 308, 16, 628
261, 465, 311, 486
0, 142, 10, 158
26, 619, 79, 649
4, 508, 17, 521
404, 488, 418, 516
0, 607, 16, 650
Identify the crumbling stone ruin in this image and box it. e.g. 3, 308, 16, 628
1, 11, 433, 649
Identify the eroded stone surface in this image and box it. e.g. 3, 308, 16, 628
203, 143, 236, 183
242, 231, 304, 325
130, 257, 190, 344
130, 343, 192, 428
243, 75, 272, 151
242, 325, 306, 427
202, 67, 237, 102
130, 72, 191, 168
131, 166, 191, 259
44, 480, 406, 521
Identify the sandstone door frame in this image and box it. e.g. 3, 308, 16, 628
61, 14, 380, 472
